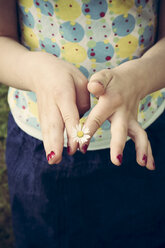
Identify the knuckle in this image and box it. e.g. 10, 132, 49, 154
63, 113, 79, 125
111, 91, 123, 106
94, 115, 102, 128
102, 69, 113, 86
63, 113, 71, 123
54, 85, 71, 100
128, 121, 148, 140
121, 124, 128, 134
101, 69, 112, 78
135, 126, 148, 140
107, 90, 123, 109
111, 122, 127, 134
41, 126, 49, 138
141, 129, 148, 140
91, 69, 113, 88
54, 88, 65, 99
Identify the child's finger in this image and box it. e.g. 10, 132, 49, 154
109, 110, 128, 166
79, 94, 120, 152
128, 120, 149, 167
146, 141, 155, 170
87, 69, 113, 97
56, 92, 80, 155
78, 99, 108, 153
38, 103, 64, 165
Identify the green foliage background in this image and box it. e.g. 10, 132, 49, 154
0, 84, 14, 248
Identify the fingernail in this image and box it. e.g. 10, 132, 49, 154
117, 154, 123, 164
153, 161, 156, 170
90, 81, 103, 86
82, 144, 88, 154
142, 154, 147, 165
96, 81, 104, 87
67, 145, 71, 154
47, 151, 55, 162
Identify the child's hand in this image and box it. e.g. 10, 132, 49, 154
79, 59, 155, 170
28, 52, 90, 164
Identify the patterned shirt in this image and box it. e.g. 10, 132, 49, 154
8, 0, 165, 150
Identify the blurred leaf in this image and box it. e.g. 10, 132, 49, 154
0, 84, 14, 247
0, 84, 9, 138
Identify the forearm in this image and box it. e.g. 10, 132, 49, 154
0, 37, 34, 91
138, 37, 165, 97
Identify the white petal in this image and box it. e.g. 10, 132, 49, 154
79, 138, 85, 144
84, 134, 90, 139
82, 126, 90, 134
81, 137, 88, 144
73, 137, 79, 143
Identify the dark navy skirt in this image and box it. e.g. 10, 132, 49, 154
6, 111, 165, 248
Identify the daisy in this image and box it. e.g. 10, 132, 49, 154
72, 124, 90, 144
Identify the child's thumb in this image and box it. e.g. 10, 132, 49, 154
87, 69, 113, 97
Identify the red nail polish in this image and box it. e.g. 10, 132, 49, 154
117, 154, 122, 164
142, 154, 147, 165
47, 151, 55, 161
82, 144, 88, 153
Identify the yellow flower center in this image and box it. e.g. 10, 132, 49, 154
77, 131, 84, 138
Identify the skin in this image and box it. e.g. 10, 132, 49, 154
0, 0, 165, 169
79, 1, 165, 170
0, 0, 90, 164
